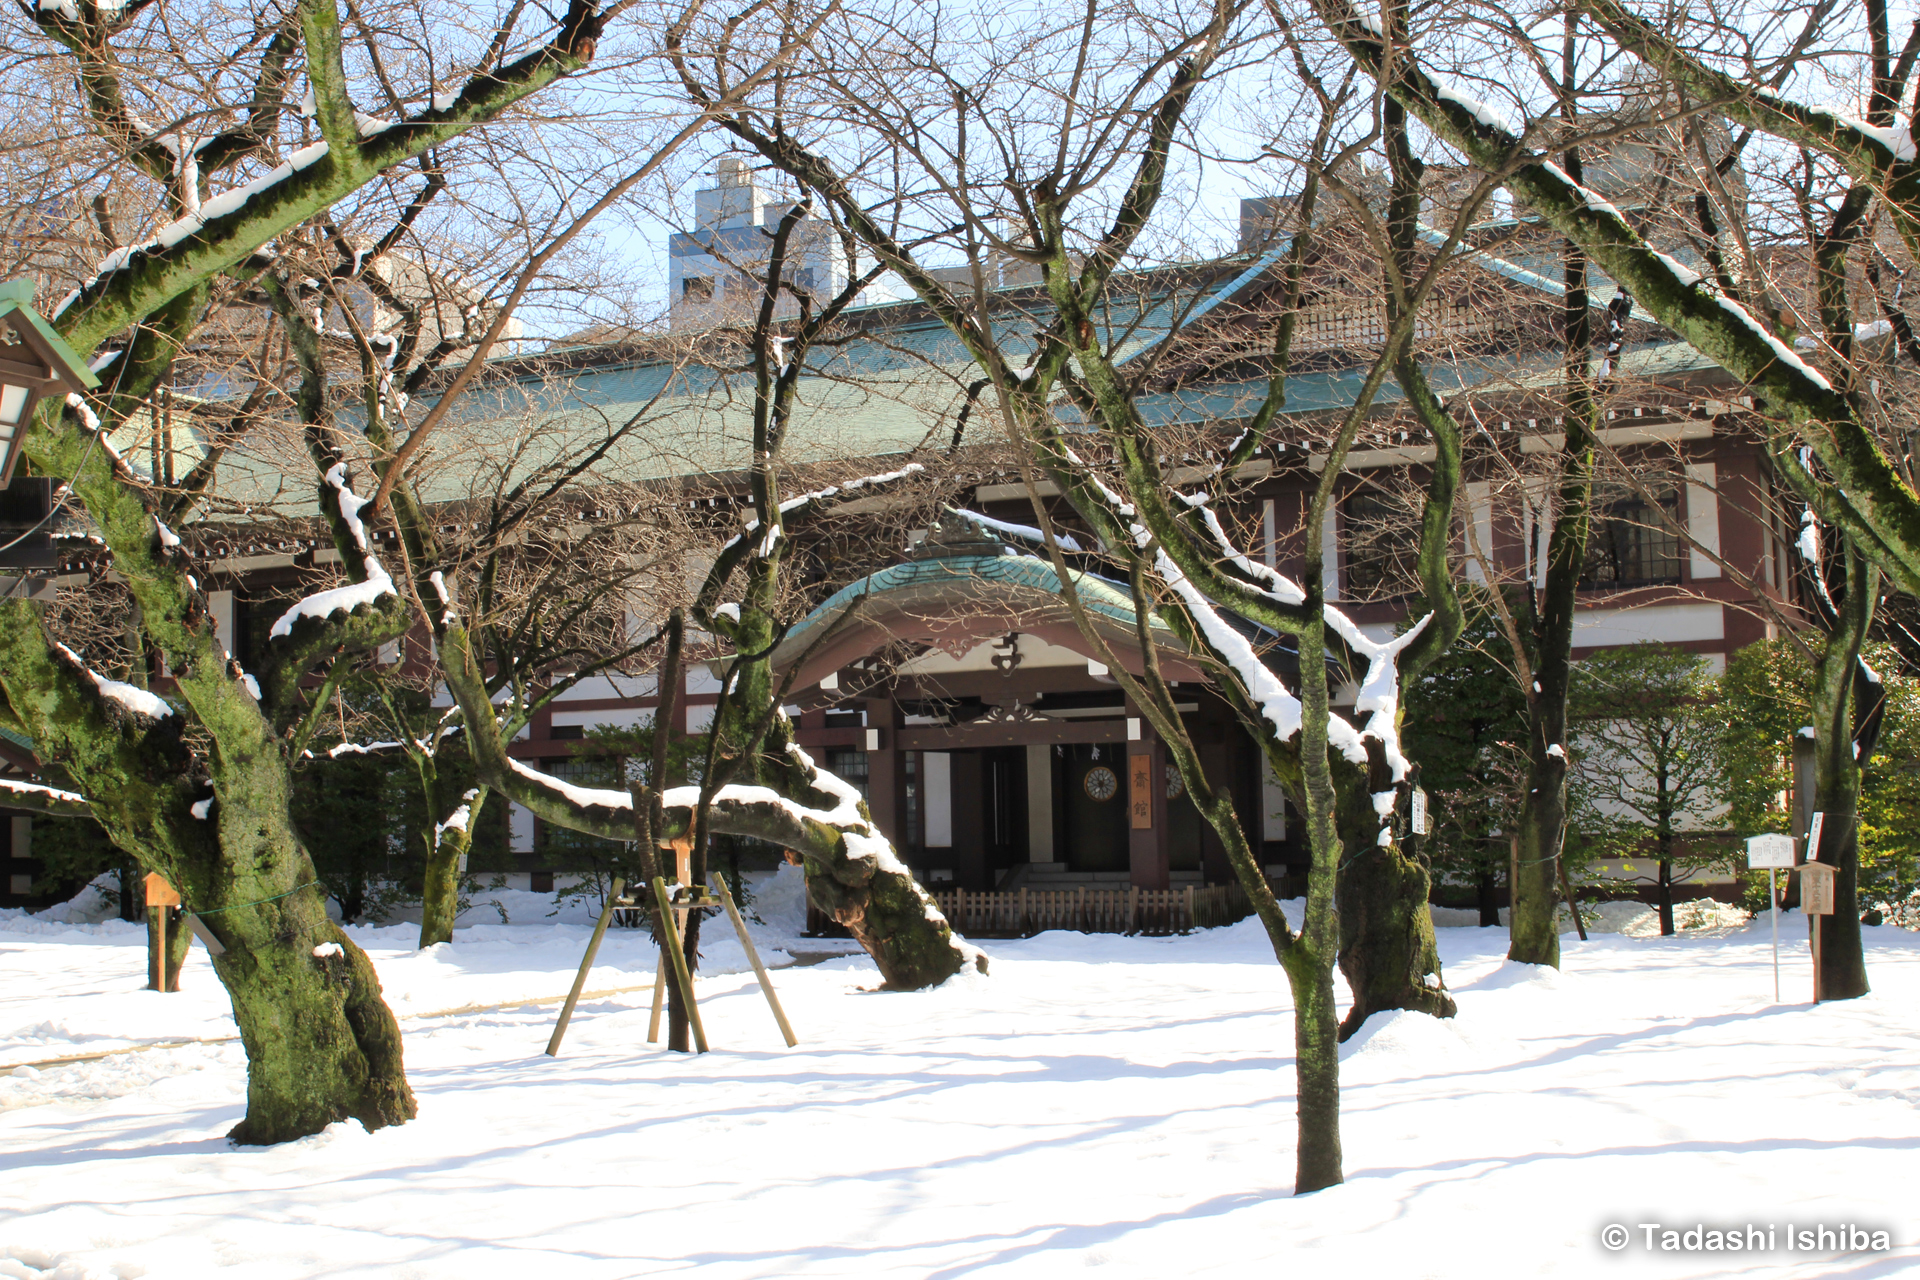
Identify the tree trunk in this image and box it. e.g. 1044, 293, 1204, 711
1656, 859, 1676, 936
1281, 937, 1342, 1193
667, 908, 703, 1053
1810, 595, 1872, 1000
1333, 768, 1454, 1040
206, 876, 415, 1145
419, 788, 485, 948
1510, 780, 1566, 967
1290, 602, 1346, 1194
418, 840, 461, 949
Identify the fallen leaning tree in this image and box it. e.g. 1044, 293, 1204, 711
437, 622, 984, 990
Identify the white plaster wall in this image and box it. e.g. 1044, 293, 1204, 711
1572, 603, 1724, 647
924, 752, 953, 847
1026, 745, 1054, 861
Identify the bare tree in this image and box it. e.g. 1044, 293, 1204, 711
0, 0, 794, 1142
1309, 0, 1914, 996
647, 0, 1560, 1191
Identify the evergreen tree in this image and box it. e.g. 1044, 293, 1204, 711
1567, 644, 1730, 936
1402, 604, 1530, 924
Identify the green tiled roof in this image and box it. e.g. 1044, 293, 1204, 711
784, 552, 1173, 649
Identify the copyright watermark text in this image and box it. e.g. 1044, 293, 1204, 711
1599, 1221, 1893, 1255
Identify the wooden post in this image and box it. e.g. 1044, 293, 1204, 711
545, 877, 624, 1057
713, 872, 796, 1047
143, 873, 182, 993
1184, 885, 1194, 932
652, 876, 708, 1052
647, 948, 668, 1043
1813, 915, 1823, 1003
1019, 886, 1029, 936
148, 906, 165, 991
1128, 884, 1138, 934
955, 885, 964, 934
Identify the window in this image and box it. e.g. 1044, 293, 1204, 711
538, 756, 625, 854
1580, 484, 1683, 590
824, 748, 870, 802
549, 724, 584, 741
681, 275, 714, 302
1343, 490, 1420, 598
903, 751, 920, 853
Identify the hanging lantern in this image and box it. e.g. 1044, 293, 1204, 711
0, 279, 101, 485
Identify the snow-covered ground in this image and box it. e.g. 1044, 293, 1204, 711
2, 876, 1916, 1278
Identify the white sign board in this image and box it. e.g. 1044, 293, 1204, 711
1411, 788, 1430, 836
1746, 833, 1796, 869
1806, 811, 1826, 858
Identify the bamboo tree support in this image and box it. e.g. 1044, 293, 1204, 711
545, 877, 625, 1058
647, 927, 670, 1043
653, 876, 709, 1053
713, 872, 797, 1047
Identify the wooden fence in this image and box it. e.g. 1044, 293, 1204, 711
807, 882, 1253, 938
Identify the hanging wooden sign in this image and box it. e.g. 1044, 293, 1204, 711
1129, 754, 1152, 830
1798, 861, 1836, 916
1411, 788, 1429, 836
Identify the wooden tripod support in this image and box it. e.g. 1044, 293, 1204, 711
714, 872, 797, 1047
546, 877, 625, 1057
546, 874, 798, 1056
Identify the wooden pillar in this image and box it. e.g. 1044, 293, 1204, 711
951, 750, 988, 890
863, 695, 900, 845
1126, 713, 1170, 891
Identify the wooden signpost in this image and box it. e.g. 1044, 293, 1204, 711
1746, 833, 1795, 1002
1798, 861, 1837, 1003
144, 873, 181, 993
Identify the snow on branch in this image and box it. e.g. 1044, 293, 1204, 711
0, 777, 88, 806
1321, 606, 1431, 784
507, 756, 632, 812
500, 736, 880, 845
270, 465, 397, 639
947, 508, 1085, 552
1432, 81, 1519, 136
54, 143, 334, 320
721, 463, 928, 558
1176, 490, 1306, 605
434, 788, 481, 850
54, 642, 174, 720
1148, 543, 1370, 761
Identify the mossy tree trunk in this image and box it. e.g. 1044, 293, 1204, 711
0, 600, 416, 1144
1331, 92, 1464, 1036
418, 784, 486, 949
1805, 543, 1878, 1000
